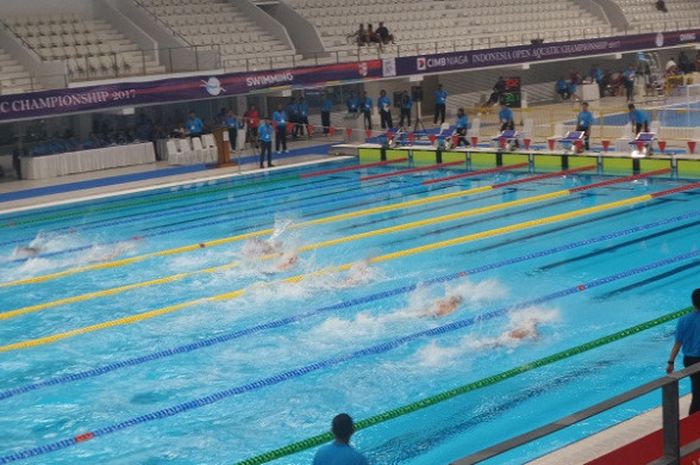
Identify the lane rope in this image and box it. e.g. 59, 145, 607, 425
0, 167, 639, 320
421, 163, 532, 186
2, 211, 700, 401
1, 180, 698, 352
0, 165, 616, 288
299, 158, 408, 178
0, 267, 694, 463
232, 307, 693, 465
359, 160, 467, 181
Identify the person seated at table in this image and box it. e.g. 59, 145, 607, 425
185, 111, 204, 137
367, 24, 380, 46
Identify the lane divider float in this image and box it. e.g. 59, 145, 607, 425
0, 164, 613, 288
0, 265, 694, 463
2, 210, 700, 401
0, 179, 697, 352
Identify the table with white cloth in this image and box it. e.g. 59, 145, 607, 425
20, 142, 156, 180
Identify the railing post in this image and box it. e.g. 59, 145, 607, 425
195, 46, 200, 71
661, 381, 680, 465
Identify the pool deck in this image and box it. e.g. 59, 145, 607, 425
527, 395, 692, 464
0, 140, 348, 213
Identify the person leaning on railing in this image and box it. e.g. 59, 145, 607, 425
667, 288, 700, 415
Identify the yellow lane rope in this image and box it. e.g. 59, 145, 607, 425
0, 193, 652, 353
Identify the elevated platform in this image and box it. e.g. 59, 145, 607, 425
330, 143, 700, 178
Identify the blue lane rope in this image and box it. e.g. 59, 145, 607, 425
1, 246, 699, 463
2, 209, 699, 404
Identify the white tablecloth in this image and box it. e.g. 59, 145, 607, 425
20, 143, 156, 180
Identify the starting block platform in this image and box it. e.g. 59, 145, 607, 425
328, 143, 700, 178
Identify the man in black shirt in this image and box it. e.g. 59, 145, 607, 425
376, 22, 395, 46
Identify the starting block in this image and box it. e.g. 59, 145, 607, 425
629, 132, 656, 158
491, 129, 519, 151
557, 131, 586, 153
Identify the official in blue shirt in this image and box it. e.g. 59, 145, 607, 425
346, 91, 360, 113
623, 64, 636, 102
555, 77, 570, 100
295, 96, 310, 138
313, 414, 368, 465
286, 98, 300, 139
258, 117, 273, 168
321, 94, 333, 135
454, 107, 469, 147
498, 102, 514, 131
272, 104, 288, 153
224, 110, 240, 151
433, 84, 448, 124
377, 89, 393, 130
398, 91, 413, 128
576, 102, 594, 150
667, 288, 700, 415
361, 91, 373, 131
628, 103, 649, 134
186, 111, 204, 137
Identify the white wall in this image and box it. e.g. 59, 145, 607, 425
0, 0, 94, 17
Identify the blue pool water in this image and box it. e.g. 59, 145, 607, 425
591, 100, 700, 127
1, 157, 699, 465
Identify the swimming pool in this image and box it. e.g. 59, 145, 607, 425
1, 156, 699, 465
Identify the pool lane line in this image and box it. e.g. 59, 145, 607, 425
0, 175, 420, 255
1, 171, 351, 235
422, 163, 597, 187
461, 198, 676, 256
594, 259, 700, 300
299, 157, 408, 178
1, 181, 698, 352
0, 163, 570, 287
0, 168, 640, 319
0, 269, 695, 464
233, 306, 693, 465
359, 160, 468, 182
536, 218, 700, 272
2, 210, 700, 402
0, 156, 381, 230
0, 159, 358, 223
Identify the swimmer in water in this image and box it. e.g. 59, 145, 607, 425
12, 246, 41, 258
275, 251, 299, 271
428, 295, 463, 317
507, 319, 539, 341
341, 260, 373, 287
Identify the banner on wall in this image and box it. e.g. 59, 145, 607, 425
0, 28, 697, 122
0, 60, 383, 122
395, 29, 699, 75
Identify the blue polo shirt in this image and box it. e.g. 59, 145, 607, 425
224, 116, 238, 129
456, 115, 469, 129
313, 442, 368, 465
346, 96, 360, 112
499, 106, 513, 123
322, 98, 333, 112
298, 102, 309, 117
258, 123, 273, 142
378, 95, 391, 111
361, 97, 372, 112
556, 79, 568, 92
186, 117, 204, 135
675, 311, 700, 357
402, 96, 413, 110
629, 109, 649, 125
434, 89, 447, 104
272, 110, 288, 126
577, 110, 593, 129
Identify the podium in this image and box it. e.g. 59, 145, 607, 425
212, 127, 234, 167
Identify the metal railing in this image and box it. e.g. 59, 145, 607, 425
451, 362, 700, 465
